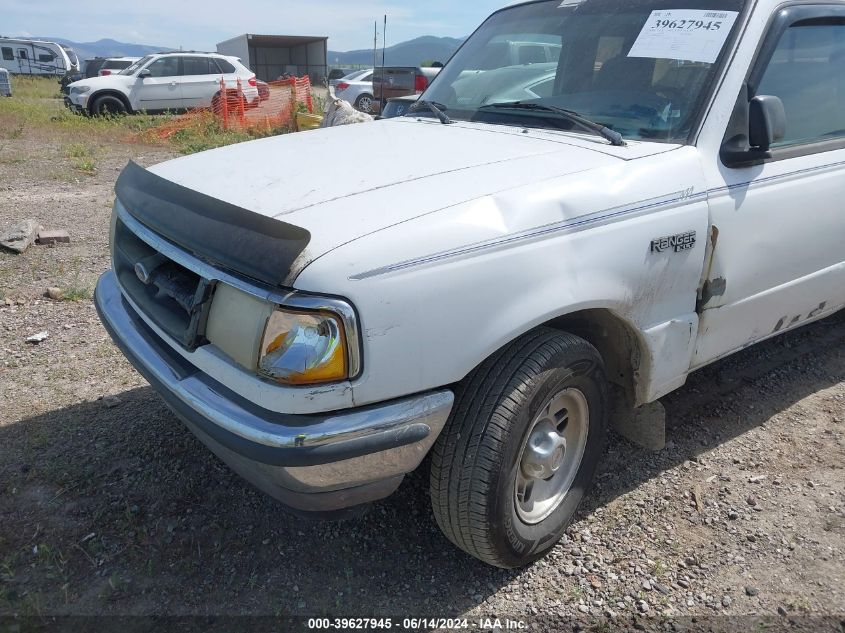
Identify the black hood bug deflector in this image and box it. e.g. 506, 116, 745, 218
115, 161, 311, 287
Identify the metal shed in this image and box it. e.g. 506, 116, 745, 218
0, 68, 11, 97
216, 34, 328, 83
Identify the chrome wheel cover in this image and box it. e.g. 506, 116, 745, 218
514, 388, 590, 524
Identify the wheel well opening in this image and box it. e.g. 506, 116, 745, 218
543, 309, 642, 407
89, 91, 131, 114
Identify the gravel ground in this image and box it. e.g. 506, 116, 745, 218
0, 127, 843, 631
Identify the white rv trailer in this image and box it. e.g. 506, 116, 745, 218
0, 38, 79, 76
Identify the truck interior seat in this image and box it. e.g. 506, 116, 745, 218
592, 55, 656, 92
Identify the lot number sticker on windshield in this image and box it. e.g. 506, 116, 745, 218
627, 9, 739, 64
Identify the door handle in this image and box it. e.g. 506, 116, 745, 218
170, 81, 177, 87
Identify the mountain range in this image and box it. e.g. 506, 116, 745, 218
328, 36, 464, 67
33, 38, 172, 62
29, 35, 464, 68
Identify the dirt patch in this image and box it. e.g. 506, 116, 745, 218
0, 119, 843, 628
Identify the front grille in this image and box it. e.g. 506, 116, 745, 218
115, 161, 312, 288
113, 217, 213, 350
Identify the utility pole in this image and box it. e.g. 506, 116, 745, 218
382, 15, 387, 69
379, 14, 387, 110
373, 21, 377, 72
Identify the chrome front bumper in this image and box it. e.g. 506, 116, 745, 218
94, 270, 454, 514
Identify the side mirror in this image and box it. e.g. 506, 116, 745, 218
748, 95, 786, 150
137, 69, 151, 79
721, 91, 788, 167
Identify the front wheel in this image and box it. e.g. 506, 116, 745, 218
354, 93, 374, 113
90, 94, 127, 116
429, 328, 608, 568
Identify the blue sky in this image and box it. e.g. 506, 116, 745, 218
4, 0, 512, 51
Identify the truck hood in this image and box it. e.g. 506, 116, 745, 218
148, 118, 677, 278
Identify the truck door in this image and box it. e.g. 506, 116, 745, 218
693, 5, 845, 367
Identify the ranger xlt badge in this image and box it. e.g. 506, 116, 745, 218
651, 231, 697, 253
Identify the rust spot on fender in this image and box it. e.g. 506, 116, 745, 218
699, 277, 727, 307
696, 225, 723, 311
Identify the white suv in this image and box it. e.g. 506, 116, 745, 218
97, 57, 141, 76
65, 52, 260, 116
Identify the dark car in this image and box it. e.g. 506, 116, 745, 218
83, 58, 108, 78
327, 68, 353, 82
97, 57, 140, 76
60, 58, 110, 94
379, 94, 419, 119
59, 72, 81, 95
372, 66, 441, 110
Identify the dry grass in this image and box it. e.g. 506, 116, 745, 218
0, 76, 301, 155
141, 110, 294, 155
9, 75, 64, 99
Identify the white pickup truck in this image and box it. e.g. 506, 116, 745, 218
95, 0, 845, 568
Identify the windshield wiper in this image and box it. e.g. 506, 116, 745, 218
408, 100, 454, 125
478, 102, 626, 146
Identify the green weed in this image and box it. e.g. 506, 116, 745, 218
64, 143, 92, 159
1, 77, 296, 155
63, 143, 98, 174
63, 285, 92, 301
160, 112, 293, 155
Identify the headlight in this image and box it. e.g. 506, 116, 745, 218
259, 309, 349, 385
71, 86, 91, 95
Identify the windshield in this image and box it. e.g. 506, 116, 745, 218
421, 0, 747, 143
344, 69, 371, 81
104, 59, 136, 70
121, 55, 154, 76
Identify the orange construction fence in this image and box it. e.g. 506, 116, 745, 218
149, 75, 317, 140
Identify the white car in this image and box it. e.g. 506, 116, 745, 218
98, 56, 141, 76
65, 52, 259, 115
329, 68, 370, 89
333, 69, 374, 112
95, 0, 845, 569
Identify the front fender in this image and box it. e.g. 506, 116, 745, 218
296, 148, 710, 408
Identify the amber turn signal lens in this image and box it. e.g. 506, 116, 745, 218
258, 309, 348, 385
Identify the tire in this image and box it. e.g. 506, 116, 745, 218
212, 91, 244, 114
90, 94, 127, 116
430, 328, 608, 568
355, 93, 374, 113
